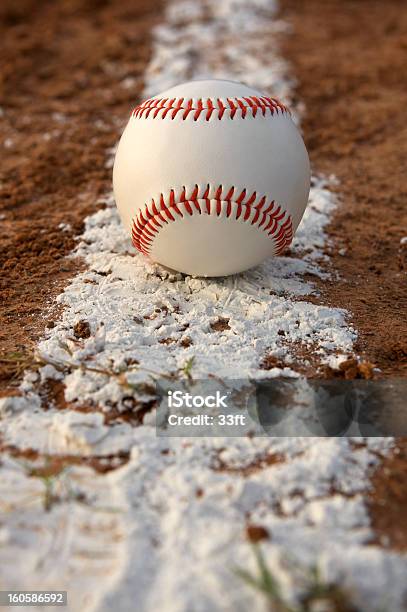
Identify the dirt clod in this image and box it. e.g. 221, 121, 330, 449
246, 524, 270, 543
73, 320, 91, 340
180, 336, 193, 348
260, 354, 286, 370
323, 357, 376, 380
210, 318, 230, 332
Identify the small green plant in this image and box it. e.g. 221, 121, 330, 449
235, 545, 357, 612
26, 460, 71, 511
235, 545, 292, 612
179, 356, 195, 382
41, 474, 61, 512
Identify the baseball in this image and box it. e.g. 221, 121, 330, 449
113, 79, 310, 277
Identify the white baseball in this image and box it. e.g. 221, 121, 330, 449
113, 79, 310, 277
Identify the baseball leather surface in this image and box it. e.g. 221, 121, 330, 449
113, 79, 310, 277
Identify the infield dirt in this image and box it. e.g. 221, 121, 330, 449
0, 0, 161, 390
281, 0, 407, 378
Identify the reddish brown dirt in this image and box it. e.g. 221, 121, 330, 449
281, 0, 407, 553
281, 0, 407, 378
246, 523, 270, 543
0, 0, 161, 391
211, 450, 284, 476
367, 438, 407, 551
0, 441, 130, 474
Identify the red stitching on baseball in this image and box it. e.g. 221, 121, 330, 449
132, 96, 289, 121
131, 185, 293, 258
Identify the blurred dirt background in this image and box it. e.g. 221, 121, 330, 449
282, 0, 407, 378
0, 0, 161, 389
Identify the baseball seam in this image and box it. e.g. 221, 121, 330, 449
131, 185, 293, 257
132, 96, 289, 121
